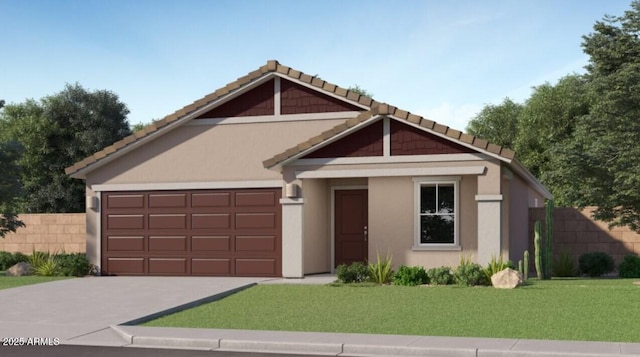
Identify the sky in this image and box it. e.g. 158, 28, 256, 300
0, 0, 633, 131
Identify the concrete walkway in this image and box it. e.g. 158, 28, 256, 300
2, 275, 640, 356
0, 276, 262, 345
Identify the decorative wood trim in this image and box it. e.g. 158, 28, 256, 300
91, 180, 283, 192
295, 166, 486, 179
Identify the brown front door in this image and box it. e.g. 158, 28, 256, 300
334, 189, 368, 267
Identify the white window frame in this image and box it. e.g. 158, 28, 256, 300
412, 176, 461, 250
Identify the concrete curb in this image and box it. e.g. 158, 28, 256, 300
110, 325, 640, 357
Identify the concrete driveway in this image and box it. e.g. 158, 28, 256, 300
0, 277, 264, 345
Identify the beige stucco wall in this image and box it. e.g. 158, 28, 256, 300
507, 173, 531, 263
302, 178, 330, 274
86, 119, 345, 186
368, 175, 478, 269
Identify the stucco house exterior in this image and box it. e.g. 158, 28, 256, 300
66, 60, 551, 278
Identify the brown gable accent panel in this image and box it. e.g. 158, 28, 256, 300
281, 79, 363, 114
390, 120, 475, 155
196, 79, 275, 118
303, 120, 383, 158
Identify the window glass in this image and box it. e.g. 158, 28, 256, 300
419, 183, 455, 244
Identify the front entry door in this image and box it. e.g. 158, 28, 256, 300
334, 189, 368, 267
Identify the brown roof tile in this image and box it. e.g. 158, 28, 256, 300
433, 123, 448, 134
68, 59, 517, 177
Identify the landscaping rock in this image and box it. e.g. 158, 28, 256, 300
6, 262, 34, 276
491, 268, 523, 289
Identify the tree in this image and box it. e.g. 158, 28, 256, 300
0, 84, 132, 212
466, 98, 522, 149
550, 1, 640, 230
0, 140, 25, 237
515, 75, 590, 206
347, 84, 374, 98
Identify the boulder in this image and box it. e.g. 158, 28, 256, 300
6, 262, 34, 276
491, 268, 523, 289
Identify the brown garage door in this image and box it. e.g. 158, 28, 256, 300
101, 188, 281, 277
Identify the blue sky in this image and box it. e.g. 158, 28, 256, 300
0, 0, 632, 131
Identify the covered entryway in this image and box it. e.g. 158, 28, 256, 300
101, 188, 282, 277
334, 189, 368, 267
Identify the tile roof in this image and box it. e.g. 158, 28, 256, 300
262, 103, 516, 169
66, 60, 515, 177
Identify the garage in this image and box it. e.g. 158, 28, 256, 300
100, 188, 282, 277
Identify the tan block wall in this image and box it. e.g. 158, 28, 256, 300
529, 207, 640, 266
0, 214, 86, 254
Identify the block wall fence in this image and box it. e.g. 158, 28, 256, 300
0, 214, 85, 254
529, 207, 640, 267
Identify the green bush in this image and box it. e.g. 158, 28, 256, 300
33, 254, 61, 276
483, 255, 511, 281
336, 262, 370, 283
618, 254, 640, 278
579, 252, 615, 277
12, 252, 29, 264
394, 265, 428, 286
368, 251, 394, 285
57, 253, 93, 276
0, 251, 14, 270
427, 266, 454, 285
553, 250, 576, 277
455, 262, 489, 286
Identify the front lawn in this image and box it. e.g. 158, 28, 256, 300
144, 279, 640, 342
0, 275, 71, 290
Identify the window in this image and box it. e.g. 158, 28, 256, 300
413, 178, 459, 247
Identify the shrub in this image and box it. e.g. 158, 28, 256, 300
12, 252, 29, 264
618, 254, 640, 278
336, 262, 370, 283
394, 265, 428, 286
33, 254, 61, 276
57, 253, 93, 276
427, 266, 454, 285
455, 262, 489, 286
368, 251, 394, 284
553, 250, 576, 277
0, 251, 14, 270
483, 255, 511, 281
578, 252, 615, 277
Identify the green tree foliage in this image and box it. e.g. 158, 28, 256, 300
0, 84, 131, 213
347, 84, 374, 98
0, 140, 25, 237
466, 1, 640, 230
552, 1, 640, 230
466, 98, 522, 149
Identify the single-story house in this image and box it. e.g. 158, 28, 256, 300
66, 60, 551, 278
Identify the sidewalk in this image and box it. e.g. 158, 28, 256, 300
96, 325, 640, 357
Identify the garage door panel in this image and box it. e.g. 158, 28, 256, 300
236, 236, 275, 251
236, 192, 276, 206
149, 258, 187, 275
102, 189, 281, 277
107, 195, 144, 209
107, 258, 145, 274
149, 214, 187, 229
236, 259, 277, 276
149, 236, 187, 251
107, 236, 144, 251
149, 194, 187, 208
192, 258, 231, 275
236, 213, 276, 229
108, 215, 144, 230
192, 236, 230, 251
192, 214, 230, 229
192, 193, 231, 207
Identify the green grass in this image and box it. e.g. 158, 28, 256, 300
0, 274, 71, 290
144, 279, 640, 343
